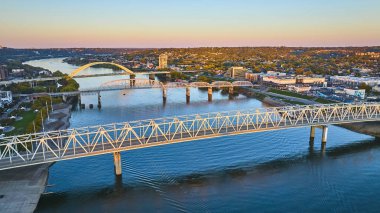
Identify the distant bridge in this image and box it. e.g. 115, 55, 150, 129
71, 70, 199, 79
0, 61, 201, 86
15, 79, 253, 105
68, 61, 199, 78
0, 102, 379, 173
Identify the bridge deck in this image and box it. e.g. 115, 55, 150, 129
0, 103, 379, 170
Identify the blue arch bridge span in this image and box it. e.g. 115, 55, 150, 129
0, 102, 379, 175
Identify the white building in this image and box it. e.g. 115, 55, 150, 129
0, 91, 12, 107
11, 69, 24, 73
331, 76, 380, 87
344, 88, 365, 99
287, 85, 311, 93
373, 85, 380, 93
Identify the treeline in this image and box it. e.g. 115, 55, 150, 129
127, 47, 380, 76
25, 96, 62, 133
4, 71, 80, 94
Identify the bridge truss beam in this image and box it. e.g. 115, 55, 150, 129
0, 103, 379, 170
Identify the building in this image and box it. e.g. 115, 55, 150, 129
344, 88, 366, 99
266, 71, 287, 77
287, 85, 311, 93
11, 69, 24, 73
262, 76, 297, 86
0, 66, 8, 81
226, 67, 247, 79
356, 52, 380, 58
245, 72, 261, 82
373, 85, 380, 93
330, 76, 380, 87
39, 70, 52, 76
158, 54, 168, 69
297, 77, 325, 84
0, 91, 12, 106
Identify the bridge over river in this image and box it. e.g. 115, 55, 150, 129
0, 102, 379, 175
15, 79, 254, 107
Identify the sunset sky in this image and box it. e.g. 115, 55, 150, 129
1, 0, 380, 48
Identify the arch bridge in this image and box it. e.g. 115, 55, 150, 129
68, 62, 135, 78
67, 61, 199, 79
0, 102, 379, 174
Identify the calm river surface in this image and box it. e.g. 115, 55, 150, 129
25, 58, 380, 212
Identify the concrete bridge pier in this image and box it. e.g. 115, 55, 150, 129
97, 92, 102, 109
309, 126, 316, 143
208, 87, 213, 102
228, 87, 234, 99
130, 75, 136, 87
162, 88, 167, 103
62, 95, 67, 102
78, 94, 82, 107
310, 125, 328, 144
113, 152, 122, 176
321, 125, 328, 144
186, 87, 190, 104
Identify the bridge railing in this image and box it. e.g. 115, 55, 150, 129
0, 102, 379, 169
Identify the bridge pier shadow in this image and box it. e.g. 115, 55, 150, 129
309, 139, 315, 156
308, 138, 326, 157
114, 174, 123, 194
321, 142, 326, 156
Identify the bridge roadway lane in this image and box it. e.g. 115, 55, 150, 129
0, 115, 378, 170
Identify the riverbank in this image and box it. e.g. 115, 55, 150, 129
0, 103, 72, 213
241, 88, 380, 138
339, 122, 380, 138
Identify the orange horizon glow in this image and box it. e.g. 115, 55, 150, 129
1, 0, 380, 48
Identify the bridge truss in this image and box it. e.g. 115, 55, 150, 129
0, 103, 379, 170
98, 79, 253, 90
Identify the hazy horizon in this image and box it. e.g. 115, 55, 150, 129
1, 0, 380, 48
3, 45, 380, 50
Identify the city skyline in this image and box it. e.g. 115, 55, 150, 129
1, 0, 380, 48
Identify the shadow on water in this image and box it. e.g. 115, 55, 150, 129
37, 138, 380, 210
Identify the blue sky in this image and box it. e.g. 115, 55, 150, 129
1, 0, 379, 48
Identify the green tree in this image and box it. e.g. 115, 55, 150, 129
359, 83, 371, 94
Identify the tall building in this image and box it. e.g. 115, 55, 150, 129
158, 54, 168, 69
0, 66, 8, 81
226, 67, 246, 79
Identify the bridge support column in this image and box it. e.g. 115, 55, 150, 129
228, 87, 234, 99
130, 75, 136, 87
149, 74, 155, 80
322, 125, 328, 144
310, 126, 316, 143
186, 87, 190, 104
78, 94, 81, 107
113, 152, 122, 176
97, 92, 102, 109
165, 73, 171, 80
162, 88, 167, 103
62, 95, 67, 102
208, 87, 212, 102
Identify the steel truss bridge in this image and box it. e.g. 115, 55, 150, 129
0, 102, 379, 172
17, 79, 253, 97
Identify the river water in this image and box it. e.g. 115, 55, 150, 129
25, 58, 380, 212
